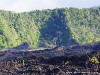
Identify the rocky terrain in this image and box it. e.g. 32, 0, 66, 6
0, 41, 100, 75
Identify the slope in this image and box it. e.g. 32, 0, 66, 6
0, 7, 100, 49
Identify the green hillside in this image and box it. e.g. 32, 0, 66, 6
0, 7, 100, 49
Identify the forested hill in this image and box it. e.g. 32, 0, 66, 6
0, 7, 100, 49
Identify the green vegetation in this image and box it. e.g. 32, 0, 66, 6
0, 7, 100, 49
90, 56, 99, 64
0, 11, 40, 49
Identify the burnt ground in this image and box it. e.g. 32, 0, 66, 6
0, 41, 100, 75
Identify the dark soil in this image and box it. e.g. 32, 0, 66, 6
0, 41, 100, 75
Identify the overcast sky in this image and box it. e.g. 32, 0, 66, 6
0, 0, 100, 12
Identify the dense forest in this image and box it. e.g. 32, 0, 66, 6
0, 7, 100, 49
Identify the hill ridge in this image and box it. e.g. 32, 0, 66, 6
0, 7, 100, 49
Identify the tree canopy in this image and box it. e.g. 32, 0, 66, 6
0, 7, 100, 49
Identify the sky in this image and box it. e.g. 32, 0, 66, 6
0, 0, 100, 12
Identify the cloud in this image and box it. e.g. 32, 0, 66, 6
0, 0, 100, 12
0, 0, 58, 12
0, 0, 16, 9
